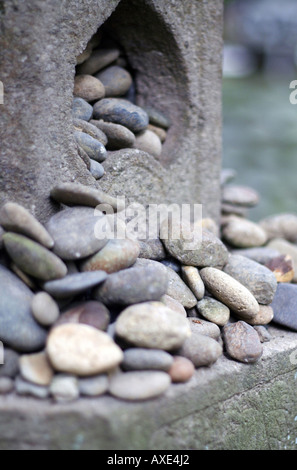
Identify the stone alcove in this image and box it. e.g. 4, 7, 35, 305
0, 0, 223, 223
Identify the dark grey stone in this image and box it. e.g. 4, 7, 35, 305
143, 106, 171, 129
270, 283, 297, 331
72, 98, 93, 121
93, 98, 149, 133
122, 348, 173, 371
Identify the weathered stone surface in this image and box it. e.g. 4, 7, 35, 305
80, 238, 139, 274
178, 333, 223, 367
31, 292, 60, 327
122, 348, 173, 371
0, 202, 54, 248
222, 185, 259, 207
90, 119, 135, 149
109, 370, 171, 401
74, 75, 105, 102
168, 356, 195, 383
46, 324, 123, 376
197, 297, 230, 326
115, 301, 191, 350
181, 266, 205, 300
267, 238, 297, 283
93, 98, 149, 133
46, 207, 109, 261
0, 266, 47, 352
223, 255, 277, 305
270, 283, 297, 331
222, 217, 267, 248
3, 233, 67, 281
265, 254, 294, 283
160, 221, 229, 268
259, 213, 297, 242
223, 321, 263, 364
96, 65, 133, 97
94, 265, 168, 305
200, 267, 259, 321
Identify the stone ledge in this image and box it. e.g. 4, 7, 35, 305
0, 326, 296, 450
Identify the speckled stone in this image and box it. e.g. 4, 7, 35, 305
73, 118, 108, 145
115, 301, 191, 350
267, 238, 297, 283
93, 98, 149, 133
160, 220, 229, 268
161, 294, 187, 317
0, 377, 14, 394
93, 264, 168, 306
47, 324, 123, 376
259, 213, 297, 243
55, 301, 110, 331
270, 283, 297, 331
74, 74, 105, 102
19, 351, 54, 386
168, 356, 195, 383
133, 129, 162, 158
90, 119, 135, 150
122, 348, 173, 371
0, 348, 19, 378
200, 267, 259, 321
77, 48, 120, 75
181, 266, 205, 300
89, 159, 105, 179
187, 317, 221, 340
223, 321, 263, 363
223, 255, 277, 305
222, 185, 259, 207
44, 271, 107, 299
74, 131, 107, 162
46, 206, 109, 261
3, 233, 67, 281
31, 292, 60, 327
222, 217, 267, 248
15, 375, 49, 399
78, 374, 109, 397
197, 297, 230, 326
50, 374, 79, 403
96, 65, 133, 97
109, 370, 171, 401
72, 97, 93, 121
247, 305, 274, 326
178, 332, 222, 368
0, 202, 54, 248
81, 238, 139, 274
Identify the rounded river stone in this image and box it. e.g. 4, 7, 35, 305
73, 118, 108, 145
74, 74, 105, 102
122, 348, 173, 371
77, 48, 120, 75
46, 206, 109, 260
31, 292, 60, 326
259, 213, 297, 243
168, 356, 195, 383
96, 65, 133, 97
55, 301, 110, 331
222, 185, 259, 207
200, 267, 259, 321
197, 297, 230, 326
181, 266, 205, 300
115, 301, 191, 350
74, 131, 107, 162
178, 333, 222, 367
270, 283, 297, 331
223, 321, 263, 363
109, 370, 171, 401
90, 119, 136, 150
72, 97, 93, 121
43, 271, 107, 299
93, 98, 149, 133
222, 217, 267, 248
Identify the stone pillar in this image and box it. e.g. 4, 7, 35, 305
0, 0, 223, 222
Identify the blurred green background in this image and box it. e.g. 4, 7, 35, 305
223, 0, 297, 221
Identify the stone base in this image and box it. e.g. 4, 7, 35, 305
0, 326, 297, 450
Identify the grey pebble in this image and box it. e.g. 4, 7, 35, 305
50, 374, 79, 403
178, 332, 222, 368
109, 370, 171, 401
223, 321, 263, 364
78, 374, 109, 397
93, 98, 149, 133
90, 119, 135, 150
44, 271, 107, 299
74, 130, 107, 162
254, 325, 272, 343
31, 292, 60, 326
96, 65, 133, 97
77, 48, 120, 76
72, 97, 93, 121
73, 118, 108, 146
122, 348, 173, 371
90, 159, 105, 179
0, 348, 19, 378
0, 376, 14, 394
15, 375, 49, 399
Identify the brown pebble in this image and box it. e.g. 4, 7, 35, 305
168, 356, 195, 383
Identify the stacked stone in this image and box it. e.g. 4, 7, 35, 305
73, 30, 170, 181
221, 168, 297, 333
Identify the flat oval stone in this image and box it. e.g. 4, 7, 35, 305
78, 374, 109, 397
74, 74, 105, 102
90, 119, 135, 150
55, 301, 110, 331
223, 321, 263, 363
96, 65, 133, 97
267, 238, 297, 282
81, 238, 139, 274
168, 356, 195, 383
222, 217, 267, 248
109, 370, 171, 401
3, 233, 67, 281
46, 324, 123, 376
43, 271, 107, 299
270, 283, 297, 331
161, 294, 187, 317
93, 265, 168, 305
133, 129, 162, 158
74, 131, 107, 162
73, 118, 108, 145
259, 213, 297, 242
188, 317, 221, 340
0, 202, 54, 248
46, 206, 109, 260
31, 292, 60, 326
93, 98, 149, 133
19, 351, 54, 386
160, 220, 229, 268
0, 265, 47, 352
222, 185, 259, 207
122, 348, 173, 371
72, 97, 93, 121
115, 301, 191, 350
178, 333, 222, 367
200, 267, 260, 321
181, 266, 205, 300
50, 182, 124, 212
89, 159, 105, 179
77, 48, 120, 75
197, 297, 230, 326
223, 255, 277, 305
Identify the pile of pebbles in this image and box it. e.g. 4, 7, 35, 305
0, 29, 297, 404
72, 29, 170, 181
